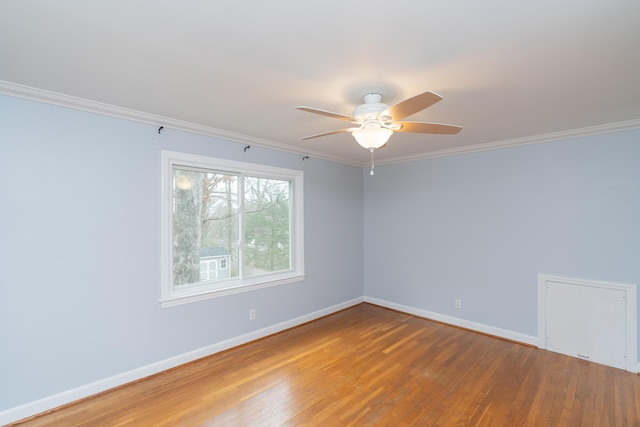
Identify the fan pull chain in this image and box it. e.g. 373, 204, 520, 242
370, 148, 375, 176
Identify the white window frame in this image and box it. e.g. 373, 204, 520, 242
161, 150, 304, 307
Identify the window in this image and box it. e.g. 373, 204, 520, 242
161, 151, 304, 307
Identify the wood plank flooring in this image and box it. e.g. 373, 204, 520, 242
11, 303, 640, 426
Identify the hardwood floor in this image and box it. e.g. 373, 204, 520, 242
11, 303, 640, 426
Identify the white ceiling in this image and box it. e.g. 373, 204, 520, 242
1, 1, 639, 166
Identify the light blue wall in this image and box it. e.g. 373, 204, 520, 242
2, 92, 638, 413
364, 131, 640, 346
0, 95, 364, 410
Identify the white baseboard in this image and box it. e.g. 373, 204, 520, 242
0, 297, 364, 426
367, 297, 640, 374
364, 296, 539, 346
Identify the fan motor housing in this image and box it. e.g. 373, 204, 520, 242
353, 93, 388, 119
353, 102, 387, 119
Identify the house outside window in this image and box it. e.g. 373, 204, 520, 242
199, 247, 230, 281
161, 151, 304, 307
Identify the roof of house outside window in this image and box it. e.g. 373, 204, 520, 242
199, 247, 229, 257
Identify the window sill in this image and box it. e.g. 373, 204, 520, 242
159, 273, 305, 308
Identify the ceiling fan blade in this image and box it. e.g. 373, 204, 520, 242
379, 91, 443, 121
300, 128, 358, 140
395, 121, 462, 135
295, 106, 355, 122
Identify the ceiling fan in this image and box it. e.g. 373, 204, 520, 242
295, 91, 462, 152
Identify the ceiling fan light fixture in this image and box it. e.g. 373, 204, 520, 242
296, 90, 461, 152
352, 127, 393, 149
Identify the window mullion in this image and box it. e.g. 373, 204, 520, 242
238, 173, 246, 279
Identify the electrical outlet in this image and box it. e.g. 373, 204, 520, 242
249, 309, 256, 320
455, 299, 462, 309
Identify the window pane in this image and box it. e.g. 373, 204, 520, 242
243, 176, 292, 276
172, 167, 239, 287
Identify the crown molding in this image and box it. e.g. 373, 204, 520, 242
2, 80, 638, 169
376, 118, 640, 166
0, 80, 361, 167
